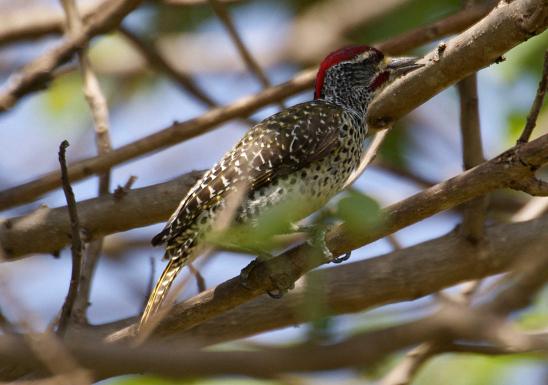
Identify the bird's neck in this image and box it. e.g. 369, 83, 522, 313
323, 86, 373, 129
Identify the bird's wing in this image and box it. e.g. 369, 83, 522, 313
152, 101, 346, 246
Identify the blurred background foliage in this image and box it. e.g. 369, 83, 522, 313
0, 0, 546, 384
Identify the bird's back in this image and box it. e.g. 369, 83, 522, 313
153, 100, 364, 260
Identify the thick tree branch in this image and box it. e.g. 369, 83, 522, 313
0, 172, 203, 258
1, 0, 544, 210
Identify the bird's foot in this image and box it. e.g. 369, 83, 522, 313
331, 251, 351, 264
240, 255, 295, 299
291, 223, 351, 264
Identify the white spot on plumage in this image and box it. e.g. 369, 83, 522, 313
289, 137, 297, 152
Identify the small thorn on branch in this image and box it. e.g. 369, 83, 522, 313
113, 175, 138, 200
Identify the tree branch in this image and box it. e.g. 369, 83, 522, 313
56, 141, 83, 336
457, 74, 487, 242
1, 0, 543, 210
0, 0, 104, 46
0, 171, 204, 258
59, 0, 114, 326
0, 0, 143, 112
517, 50, 548, 144
208, 0, 274, 90
118, 26, 219, 108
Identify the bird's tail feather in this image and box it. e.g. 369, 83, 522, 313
139, 256, 186, 332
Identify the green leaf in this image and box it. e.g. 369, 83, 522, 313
335, 190, 382, 235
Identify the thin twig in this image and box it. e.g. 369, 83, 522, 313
118, 26, 257, 127
118, 26, 218, 108
517, 50, 548, 144
208, 0, 284, 110
0, 246, 91, 384
57, 141, 84, 336
61, 0, 113, 325
373, 160, 436, 188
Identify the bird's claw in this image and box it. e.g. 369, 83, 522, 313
293, 223, 350, 264
331, 251, 351, 264
267, 289, 285, 299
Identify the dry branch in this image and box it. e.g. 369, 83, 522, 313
381, 61, 489, 385
1, 0, 543, 210
56, 141, 83, 336
0, 172, 203, 258
60, 0, 115, 325
0, 0, 104, 46
118, 26, 218, 108
208, 0, 273, 90
0, 0, 239, 47
517, 50, 548, 144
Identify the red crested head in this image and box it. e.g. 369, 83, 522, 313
314, 45, 384, 99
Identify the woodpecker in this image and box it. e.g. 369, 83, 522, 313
140, 45, 421, 329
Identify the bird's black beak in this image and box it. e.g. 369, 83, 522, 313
386, 57, 423, 77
